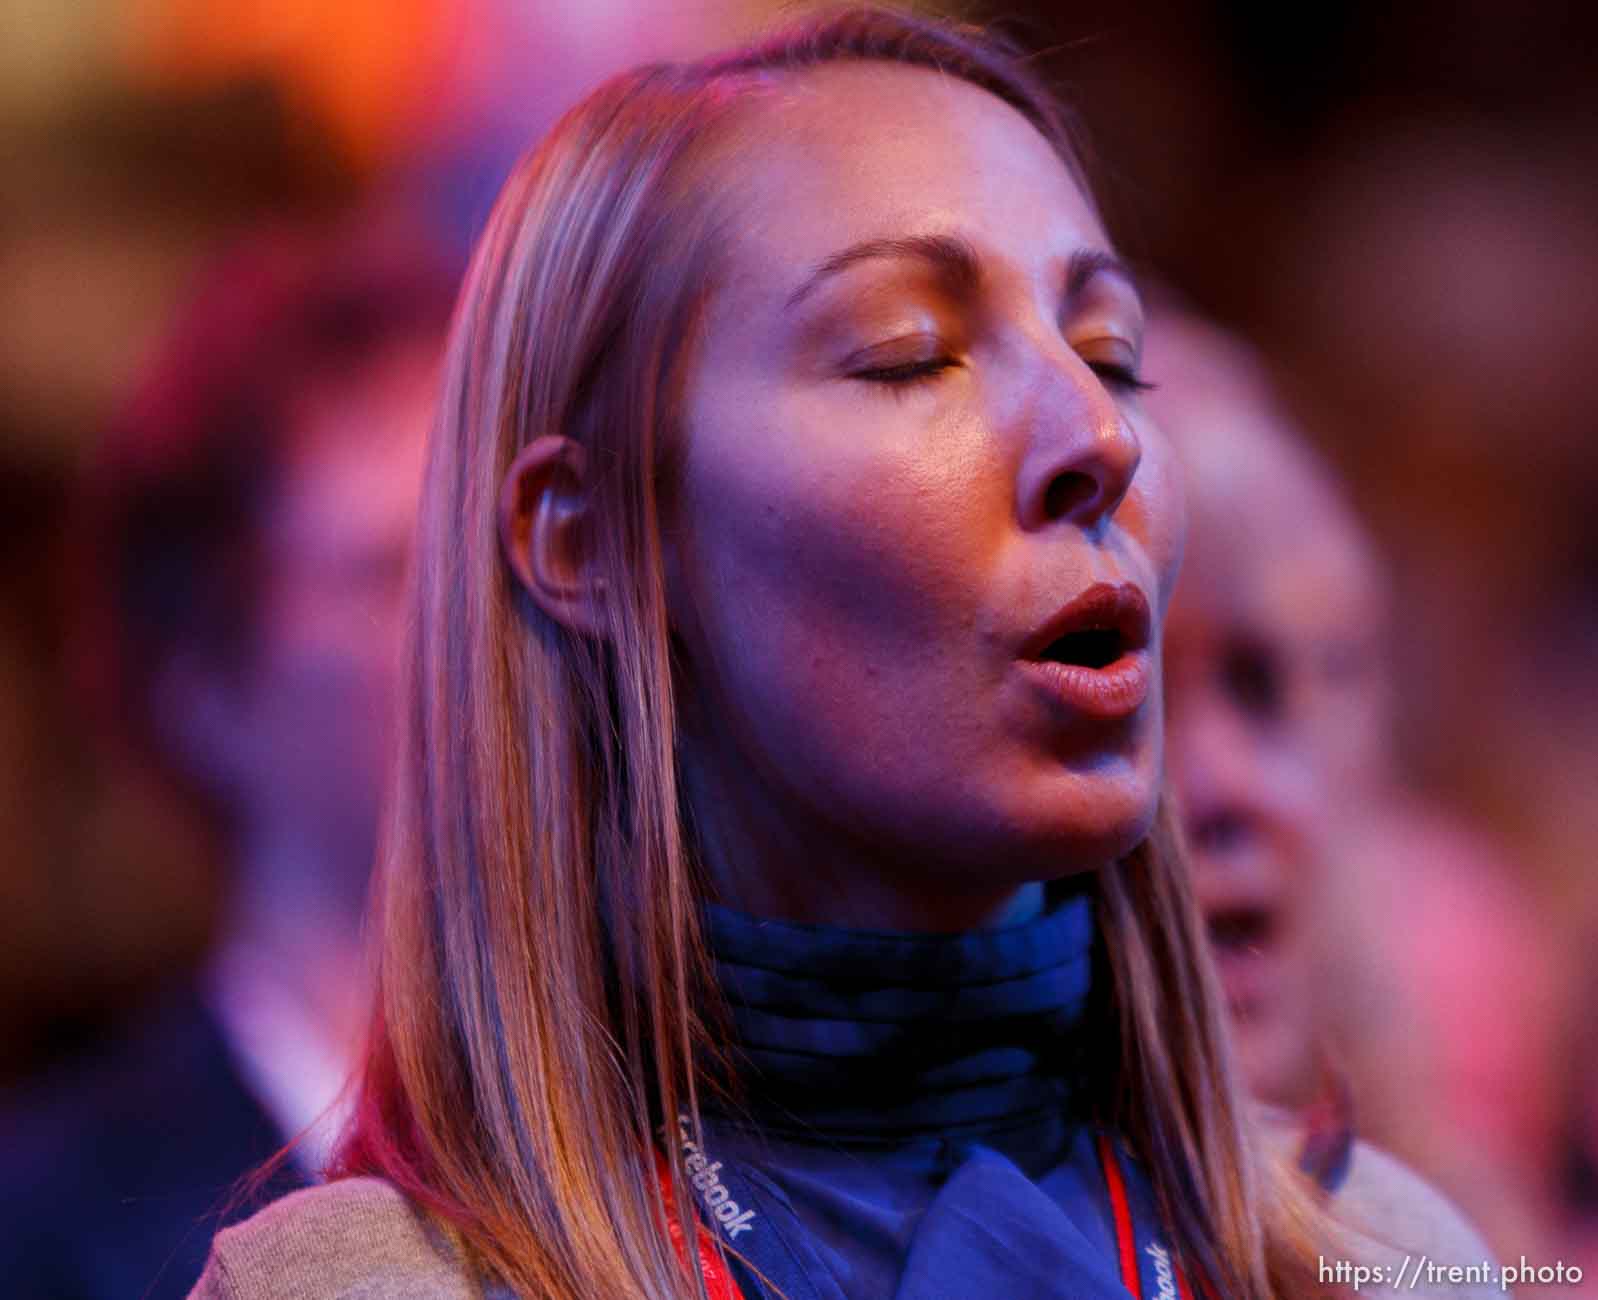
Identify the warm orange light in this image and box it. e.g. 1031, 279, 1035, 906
119, 0, 450, 170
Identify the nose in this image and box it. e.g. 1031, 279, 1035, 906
1166, 691, 1316, 870
1015, 355, 1142, 534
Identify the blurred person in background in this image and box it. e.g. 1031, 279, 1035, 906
1150, 307, 1355, 1136
1149, 303, 1562, 1262
0, 215, 457, 1300
1259, 125, 1598, 1276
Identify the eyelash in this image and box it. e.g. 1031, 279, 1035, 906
854, 356, 1156, 394
853, 357, 959, 387
1088, 361, 1157, 394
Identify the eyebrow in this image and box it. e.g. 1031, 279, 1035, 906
783, 235, 1138, 313
1065, 248, 1139, 302
784, 233, 980, 310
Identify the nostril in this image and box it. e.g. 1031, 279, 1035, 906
1043, 471, 1098, 521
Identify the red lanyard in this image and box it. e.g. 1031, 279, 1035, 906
1096, 1132, 1210, 1300
657, 1149, 748, 1300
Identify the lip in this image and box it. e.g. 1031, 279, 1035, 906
1194, 861, 1287, 1024
1017, 582, 1153, 721
1205, 904, 1281, 1022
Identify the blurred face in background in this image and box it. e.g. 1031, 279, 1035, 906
667, 63, 1184, 928
226, 334, 436, 909
1150, 313, 1386, 1107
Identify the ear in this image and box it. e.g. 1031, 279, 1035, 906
497, 435, 606, 637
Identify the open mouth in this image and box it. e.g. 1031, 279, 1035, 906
1206, 904, 1276, 957
1024, 583, 1151, 668
1204, 901, 1281, 1021
1038, 624, 1129, 669
1018, 583, 1153, 720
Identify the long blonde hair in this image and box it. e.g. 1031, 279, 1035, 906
335, 8, 1331, 1297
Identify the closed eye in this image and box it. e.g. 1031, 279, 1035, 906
852, 356, 960, 387
1088, 360, 1156, 394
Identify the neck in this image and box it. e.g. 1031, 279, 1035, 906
680, 745, 1045, 932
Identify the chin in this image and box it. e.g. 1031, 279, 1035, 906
1060, 746, 1161, 848
1001, 770, 1162, 879
1237, 1019, 1321, 1111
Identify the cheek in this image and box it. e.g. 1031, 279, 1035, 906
681, 394, 990, 647
670, 391, 1007, 762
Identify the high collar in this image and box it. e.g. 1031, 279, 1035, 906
704, 882, 1098, 1146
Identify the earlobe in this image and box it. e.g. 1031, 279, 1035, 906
497, 435, 606, 637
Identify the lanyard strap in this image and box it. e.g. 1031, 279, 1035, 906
658, 1117, 840, 1300
657, 1149, 748, 1300
1096, 1132, 1209, 1300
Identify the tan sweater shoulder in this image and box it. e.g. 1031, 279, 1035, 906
189, 1177, 497, 1300
1325, 1141, 1500, 1297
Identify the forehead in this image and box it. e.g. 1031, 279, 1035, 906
714, 61, 1106, 308
1171, 407, 1381, 638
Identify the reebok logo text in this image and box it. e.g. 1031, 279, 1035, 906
1146, 1242, 1178, 1300
674, 1115, 757, 1240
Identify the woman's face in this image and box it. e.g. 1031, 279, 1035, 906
667, 63, 1184, 926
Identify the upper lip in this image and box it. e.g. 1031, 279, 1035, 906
1020, 582, 1152, 664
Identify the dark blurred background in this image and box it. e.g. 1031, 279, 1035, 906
0, 0, 1592, 1288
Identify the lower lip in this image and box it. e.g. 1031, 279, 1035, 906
1211, 939, 1278, 1021
1019, 649, 1151, 720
